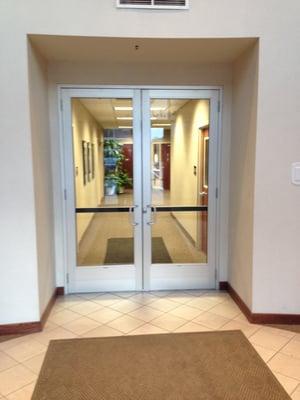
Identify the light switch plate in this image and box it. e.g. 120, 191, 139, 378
292, 162, 300, 185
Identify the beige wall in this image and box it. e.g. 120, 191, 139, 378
228, 43, 259, 308
1, 0, 300, 323
28, 43, 56, 316
72, 100, 104, 243
171, 100, 209, 242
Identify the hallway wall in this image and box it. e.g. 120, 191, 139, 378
72, 99, 104, 243
170, 100, 209, 243
28, 43, 56, 316
228, 43, 259, 309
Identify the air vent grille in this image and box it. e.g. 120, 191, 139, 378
117, 0, 188, 9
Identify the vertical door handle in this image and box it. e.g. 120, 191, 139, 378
129, 205, 138, 226
147, 205, 157, 225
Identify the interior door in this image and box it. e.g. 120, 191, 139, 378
142, 89, 219, 290
62, 88, 143, 293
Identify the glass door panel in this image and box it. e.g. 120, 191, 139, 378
142, 90, 218, 291
72, 97, 136, 267
150, 98, 210, 264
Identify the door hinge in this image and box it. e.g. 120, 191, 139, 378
64, 189, 67, 200
218, 101, 221, 113
215, 187, 219, 199
66, 273, 69, 284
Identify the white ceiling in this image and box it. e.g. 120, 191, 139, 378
79, 98, 188, 128
30, 35, 256, 64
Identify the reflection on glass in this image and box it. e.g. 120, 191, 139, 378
76, 213, 133, 266
72, 98, 134, 266
151, 212, 207, 264
150, 98, 210, 263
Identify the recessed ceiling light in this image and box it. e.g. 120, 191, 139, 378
118, 126, 133, 129
114, 106, 133, 111
152, 123, 172, 127
116, 117, 133, 120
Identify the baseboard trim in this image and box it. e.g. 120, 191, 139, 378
226, 282, 300, 325
219, 281, 228, 291
0, 287, 65, 336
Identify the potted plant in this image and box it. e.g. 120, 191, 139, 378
103, 139, 124, 168
104, 173, 118, 196
117, 170, 132, 194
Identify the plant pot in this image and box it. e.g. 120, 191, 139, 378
104, 182, 117, 196
118, 186, 125, 194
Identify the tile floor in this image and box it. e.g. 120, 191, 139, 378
0, 290, 299, 399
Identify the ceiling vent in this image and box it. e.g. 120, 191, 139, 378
117, 0, 189, 10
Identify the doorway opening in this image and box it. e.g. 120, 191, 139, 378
61, 88, 220, 292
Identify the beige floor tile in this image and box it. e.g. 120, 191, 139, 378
88, 308, 122, 324
208, 300, 241, 319
128, 323, 168, 336
128, 306, 164, 322
130, 293, 157, 305
186, 297, 221, 311
199, 292, 230, 303
148, 298, 179, 312
281, 338, 300, 359
174, 322, 212, 333
273, 372, 300, 395
294, 334, 300, 342
291, 385, 300, 400
81, 325, 123, 338
150, 291, 172, 298
268, 353, 300, 381
92, 293, 123, 306
23, 352, 46, 374
113, 291, 137, 299
163, 292, 195, 304
77, 292, 103, 300
151, 314, 186, 331
0, 336, 30, 352
261, 326, 296, 339
0, 351, 18, 372
0, 365, 36, 396
3, 340, 46, 363
193, 311, 230, 329
42, 320, 58, 332
249, 327, 293, 352
219, 319, 260, 337
62, 317, 101, 335
169, 304, 203, 320
109, 299, 142, 313
48, 309, 81, 325
55, 295, 83, 308
68, 301, 102, 316
107, 315, 145, 334
6, 382, 36, 400
234, 313, 251, 323
251, 344, 277, 362
31, 327, 78, 346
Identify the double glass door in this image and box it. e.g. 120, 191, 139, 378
62, 88, 219, 293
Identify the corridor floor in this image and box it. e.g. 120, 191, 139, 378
0, 290, 300, 399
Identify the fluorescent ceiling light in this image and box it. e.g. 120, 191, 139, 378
116, 117, 133, 120
118, 126, 133, 129
114, 106, 133, 111
151, 117, 158, 120
152, 123, 172, 127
